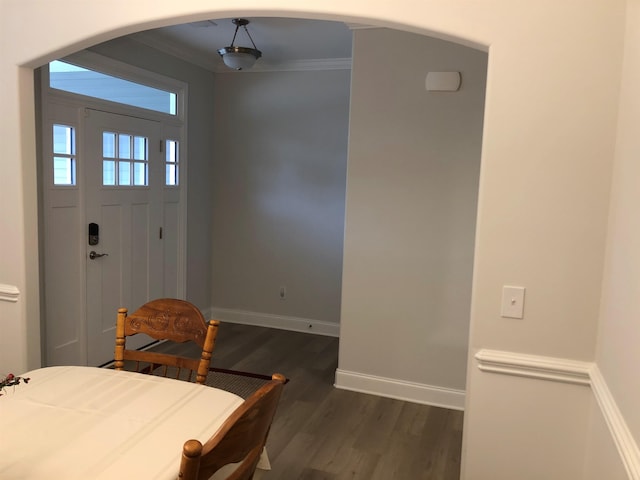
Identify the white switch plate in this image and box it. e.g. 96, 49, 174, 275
501, 286, 525, 319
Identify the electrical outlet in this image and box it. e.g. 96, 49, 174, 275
279, 286, 286, 300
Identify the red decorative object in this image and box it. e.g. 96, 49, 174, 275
0, 373, 30, 396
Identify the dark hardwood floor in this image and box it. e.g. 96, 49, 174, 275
209, 322, 464, 480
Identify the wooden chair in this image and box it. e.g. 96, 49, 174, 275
178, 373, 287, 480
114, 298, 220, 384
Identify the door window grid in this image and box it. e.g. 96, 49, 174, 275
53, 124, 76, 185
103, 131, 148, 186
165, 139, 179, 186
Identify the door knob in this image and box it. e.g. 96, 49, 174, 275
89, 251, 109, 260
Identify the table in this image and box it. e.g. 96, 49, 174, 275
0, 366, 269, 479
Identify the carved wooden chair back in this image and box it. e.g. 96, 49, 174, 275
114, 298, 220, 384
178, 373, 287, 480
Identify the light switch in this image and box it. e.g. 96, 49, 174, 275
501, 286, 525, 319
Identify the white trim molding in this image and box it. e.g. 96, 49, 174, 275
0, 284, 20, 302
209, 307, 340, 337
130, 33, 351, 73
475, 349, 592, 385
334, 369, 465, 411
590, 365, 640, 480
475, 349, 640, 479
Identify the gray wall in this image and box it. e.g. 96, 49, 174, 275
210, 69, 350, 324
89, 37, 216, 311
338, 29, 487, 392
87, 31, 486, 399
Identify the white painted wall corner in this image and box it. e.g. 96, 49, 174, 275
475, 349, 640, 480
590, 365, 640, 480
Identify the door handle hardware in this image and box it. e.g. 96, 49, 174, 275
89, 251, 109, 260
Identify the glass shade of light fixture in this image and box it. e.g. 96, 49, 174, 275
217, 19, 262, 70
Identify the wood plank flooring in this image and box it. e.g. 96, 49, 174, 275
209, 323, 464, 480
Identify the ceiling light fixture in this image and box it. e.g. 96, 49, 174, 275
217, 18, 262, 71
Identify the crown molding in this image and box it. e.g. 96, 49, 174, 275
129, 33, 351, 73
129, 33, 217, 71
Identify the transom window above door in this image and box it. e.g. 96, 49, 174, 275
49, 60, 177, 116
102, 132, 148, 186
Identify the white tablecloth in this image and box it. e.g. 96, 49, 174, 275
0, 366, 266, 479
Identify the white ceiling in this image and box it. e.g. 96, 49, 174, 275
129, 17, 356, 72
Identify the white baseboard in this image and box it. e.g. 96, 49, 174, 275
475, 349, 640, 480
334, 368, 466, 411
208, 307, 340, 337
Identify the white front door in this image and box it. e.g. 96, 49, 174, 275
84, 109, 163, 365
